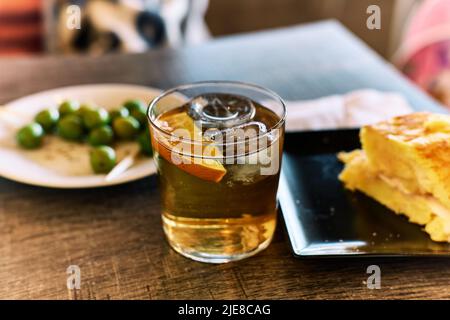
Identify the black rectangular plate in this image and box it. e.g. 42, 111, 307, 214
278, 129, 450, 257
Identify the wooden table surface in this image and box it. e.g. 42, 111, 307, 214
1, 21, 449, 300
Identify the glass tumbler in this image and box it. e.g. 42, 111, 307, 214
147, 81, 286, 263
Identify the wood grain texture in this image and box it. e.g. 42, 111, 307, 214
0, 21, 449, 300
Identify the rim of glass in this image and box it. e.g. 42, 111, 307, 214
147, 81, 286, 145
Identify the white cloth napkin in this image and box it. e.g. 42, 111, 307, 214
285, 89, 413, 131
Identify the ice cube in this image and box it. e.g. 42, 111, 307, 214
187, 93, 256, 129
226, 163, 267, 186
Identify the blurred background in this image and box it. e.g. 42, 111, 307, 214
1, 0, 449, 106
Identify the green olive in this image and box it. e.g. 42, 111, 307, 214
83, 108, 110, 130
16, 123, 44, 149
76, 104, 97, 117
90, 146, 116, 174
123, 100, 147, 125
123, 100, 145, 112
88, 125, 114, 146
112, 116, 140, 139
35, 109, 59, 132
137, 130, 153, 157
58, 100, 80, 116
109, 107, 129, 122
130, 108, 147, 126
57, 114, 84, 141
123, 100, 147, 126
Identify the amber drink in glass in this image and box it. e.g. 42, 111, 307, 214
148, 82, 286, 263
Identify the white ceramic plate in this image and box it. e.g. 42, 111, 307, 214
0, 84, 161, 188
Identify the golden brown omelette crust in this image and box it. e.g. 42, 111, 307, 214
340, 112, 450, 242
363, 112, 450, 202
366, 112, 450, 142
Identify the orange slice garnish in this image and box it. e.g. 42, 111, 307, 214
151, 111, 227, 182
